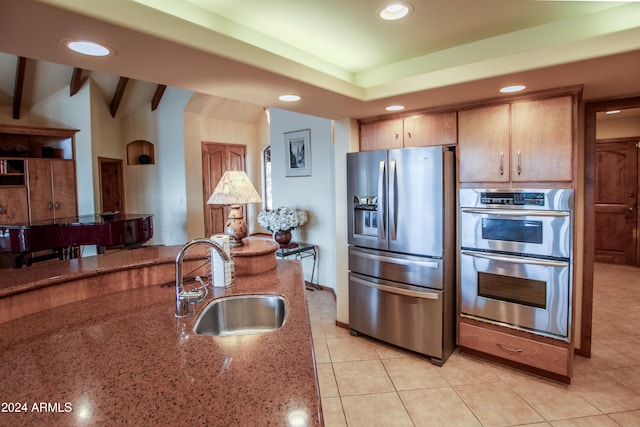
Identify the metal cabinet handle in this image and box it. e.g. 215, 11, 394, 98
497, 343, 523, 353
48, 202, 53, 211
406, 132, 412, 138
517, 151, 522, 175
55, 202, 59, 210
0, 206, 3, 215
499, 152, 504, 176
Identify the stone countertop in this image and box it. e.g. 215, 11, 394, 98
0, 261, 322, 426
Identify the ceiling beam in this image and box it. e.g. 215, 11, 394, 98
70, 68, 84, 96
151, 84, 166, 111
12, 56, 27, 120
110, 77, 129, 118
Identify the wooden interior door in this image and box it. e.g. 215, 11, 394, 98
594, 138, 639, 265
202, 143, 246, 237
99, 157, 124, 214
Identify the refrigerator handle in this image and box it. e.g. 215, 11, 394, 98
351, 275, 439, 300
378, 160, 386, 239
389, 159, 397, 240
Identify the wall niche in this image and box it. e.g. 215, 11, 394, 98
127, 140, 155, 165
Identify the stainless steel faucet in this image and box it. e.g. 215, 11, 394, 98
175, 238, 233, 318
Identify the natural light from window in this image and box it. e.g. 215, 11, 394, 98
263, 146, 272, 211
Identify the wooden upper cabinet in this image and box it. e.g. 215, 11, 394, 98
403, 112, 457, 147
359, 118, 403, 151
359, 112, 457, 151
459, 95, 574, 183
511, 96, 573, 182
458, 104, 510, 183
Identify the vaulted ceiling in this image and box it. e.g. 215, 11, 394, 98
0, 0, 639, 120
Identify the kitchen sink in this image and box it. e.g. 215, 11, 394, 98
193, 294, 287, 336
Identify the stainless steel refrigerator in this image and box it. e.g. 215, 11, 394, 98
347, 146, 456, 365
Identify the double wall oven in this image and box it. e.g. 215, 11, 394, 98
459, 189, 574, 341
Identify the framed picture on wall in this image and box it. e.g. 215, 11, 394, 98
285, 129, 311, 177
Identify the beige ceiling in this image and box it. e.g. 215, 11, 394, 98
0, 0, 640, 120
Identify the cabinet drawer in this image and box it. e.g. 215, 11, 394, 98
459, 322, 571, 376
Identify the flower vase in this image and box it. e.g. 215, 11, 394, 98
274, 230, 292, 247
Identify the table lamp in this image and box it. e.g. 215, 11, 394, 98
207, 170, 262, 247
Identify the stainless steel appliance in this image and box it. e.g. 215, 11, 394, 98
459, 188, 573, 341
347, 146, 456, 366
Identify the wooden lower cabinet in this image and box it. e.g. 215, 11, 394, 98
27, 158, 77, 221
458, 320, 572, 382
0, 187, 29, 223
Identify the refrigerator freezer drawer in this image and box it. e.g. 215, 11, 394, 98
349, 246, 444, 289
349, 272, 444, 360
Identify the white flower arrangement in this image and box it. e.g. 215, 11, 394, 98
258, 206, 308, 232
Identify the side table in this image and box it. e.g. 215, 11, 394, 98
275, 242, 321, 290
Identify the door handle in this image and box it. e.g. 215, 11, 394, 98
351, 275, 439, 300
377, 160, 386, 239
389, 159, 397, 241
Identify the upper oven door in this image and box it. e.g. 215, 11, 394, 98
460, 207, 571, 259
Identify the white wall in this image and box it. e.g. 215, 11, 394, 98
333, 118, 359, 324
596, 115, 640, 139
121, 86, 192, 246
268, 108, 336, 288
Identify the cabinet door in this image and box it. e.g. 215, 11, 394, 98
511, 96, 573, 182
51, 160, 77, 219
403, 112, 457, 147
359, 119, 403, 151
27, 158, 54, 222
0, 187, 29, 224
458, 104, 510, 182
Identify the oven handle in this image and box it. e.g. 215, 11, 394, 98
352, 250, 440, 269
461, 208, 570, 217
460, 250, 569, 267
351, 275, 439, 300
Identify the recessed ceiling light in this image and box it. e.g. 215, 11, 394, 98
279, 94, 301, 102
385, 105, 405, 111
605, 110, 621, 115
377, 2, 414, 21
65, 40, 112, 57
500, 85, 526, 93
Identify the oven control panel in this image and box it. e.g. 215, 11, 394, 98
480, 191, 544, 206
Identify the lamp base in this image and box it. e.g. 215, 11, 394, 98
225, 204, 247, 247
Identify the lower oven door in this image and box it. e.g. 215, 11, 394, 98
460, 250, 571, 341
349, 272, 443, 358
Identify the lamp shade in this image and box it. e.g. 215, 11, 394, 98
207, 170, 262, 205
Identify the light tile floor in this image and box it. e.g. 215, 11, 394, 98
306, 263, 640, 426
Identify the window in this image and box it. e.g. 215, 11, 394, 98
262, 146, 272, 211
